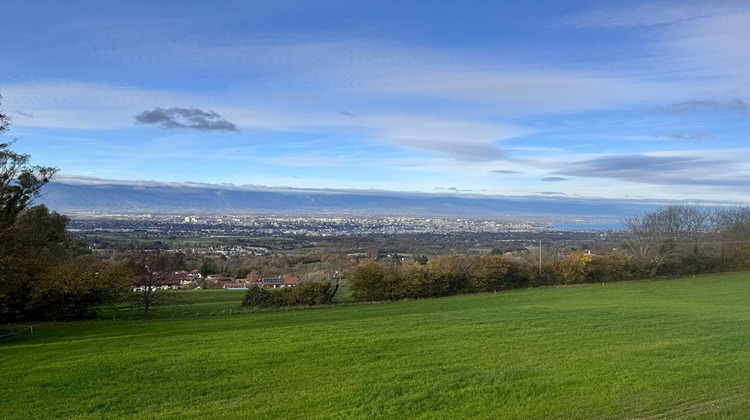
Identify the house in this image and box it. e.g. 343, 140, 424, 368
203, 274, 234, 289
132, 274, 181, 292
257, 276, 299, 289
170, 270, 200, 285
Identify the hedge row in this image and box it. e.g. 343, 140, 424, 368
346, 251, 735, 302
241, 280, 339, 308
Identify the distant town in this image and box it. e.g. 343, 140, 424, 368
67, 213, 621, 258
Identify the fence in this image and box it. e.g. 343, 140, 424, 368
0, 325, 34, 339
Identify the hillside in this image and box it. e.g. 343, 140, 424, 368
2, 274, 749, 419
38, 179, 661, 219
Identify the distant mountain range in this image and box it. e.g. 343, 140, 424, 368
35, 177, 677, 224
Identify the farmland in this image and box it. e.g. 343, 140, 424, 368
2, 274, 750, 419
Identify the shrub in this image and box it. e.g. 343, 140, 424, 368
469, 255, 524, 292
425, 255, 473, 295
586, 253, 635, 283
242, 280, 339, 309
283, 280, 339, 306
348, 260, 405, 301
242, 286, 285, 308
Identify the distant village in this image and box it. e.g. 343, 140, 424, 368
133, 270, 299, 292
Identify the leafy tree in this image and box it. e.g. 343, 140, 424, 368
1, 138, 58, 229
0, 96, 87, 321
28, 258, 132, 320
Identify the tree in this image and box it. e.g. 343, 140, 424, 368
0, 96, 79, 321
28, 258, 132, 320
622, 205, 712, 268
124, 252, 185, 315
414, 254, 429, 265
1, 113, 58, 229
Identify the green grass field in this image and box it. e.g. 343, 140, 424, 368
2, 274, 750, 419
96, 289, 249, 320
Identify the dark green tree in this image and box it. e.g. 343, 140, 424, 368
0, 95, 118, 321
0, 137, 58, 230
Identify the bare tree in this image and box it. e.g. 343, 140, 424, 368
712, 206, 750, 262
125, 252, 185, 315
622, 205, 713, 266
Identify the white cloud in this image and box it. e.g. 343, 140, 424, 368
668, 9, 750, 82
1, 82, 194, 129
66, 35, 717, 115
561, 2, 743, 28
2, 81, 526, 161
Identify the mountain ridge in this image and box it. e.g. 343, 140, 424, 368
37, 178, 679, 222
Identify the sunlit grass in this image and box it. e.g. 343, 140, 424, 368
2, 273, 749, 419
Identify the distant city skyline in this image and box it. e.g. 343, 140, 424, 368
2, 0, 750, 202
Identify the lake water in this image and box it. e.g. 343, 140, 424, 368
551, 222, 624, 231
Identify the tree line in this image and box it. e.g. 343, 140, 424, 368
347, 204, 750, 302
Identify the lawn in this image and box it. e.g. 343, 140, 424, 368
2, 274, 750, 419
96, 289, 249, 320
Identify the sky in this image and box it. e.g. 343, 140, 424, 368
2, 0, 750, 202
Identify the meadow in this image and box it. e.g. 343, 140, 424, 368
2, 274, 749, 419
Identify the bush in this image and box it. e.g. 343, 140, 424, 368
242, 280, 339, 309
348, 260, 405, 301
284, 280, 339, 306
468, 255, 530, 292
586, 253, 635, 283
242, 286, 285, 308
349, 255, 536, 302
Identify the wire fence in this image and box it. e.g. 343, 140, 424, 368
0, 325, 33, 339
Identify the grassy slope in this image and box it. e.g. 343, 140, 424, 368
96, 289, 248, 320
2, 274, 750, 419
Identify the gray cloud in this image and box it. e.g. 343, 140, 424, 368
658, 131, 710, 140
13, 110, 33, 118
435, 187, 473, 192
339, 110, 356, 117
536, 192, 567, 196
542, 177, 568, 182
492, 169, 519, 174
135, 107, 239, 132
553, 154, 750, 188
661, 99, 748, 115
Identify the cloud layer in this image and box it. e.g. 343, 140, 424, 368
553, 153, 750, 188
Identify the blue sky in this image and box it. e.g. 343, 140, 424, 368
2, 0, 750, 201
